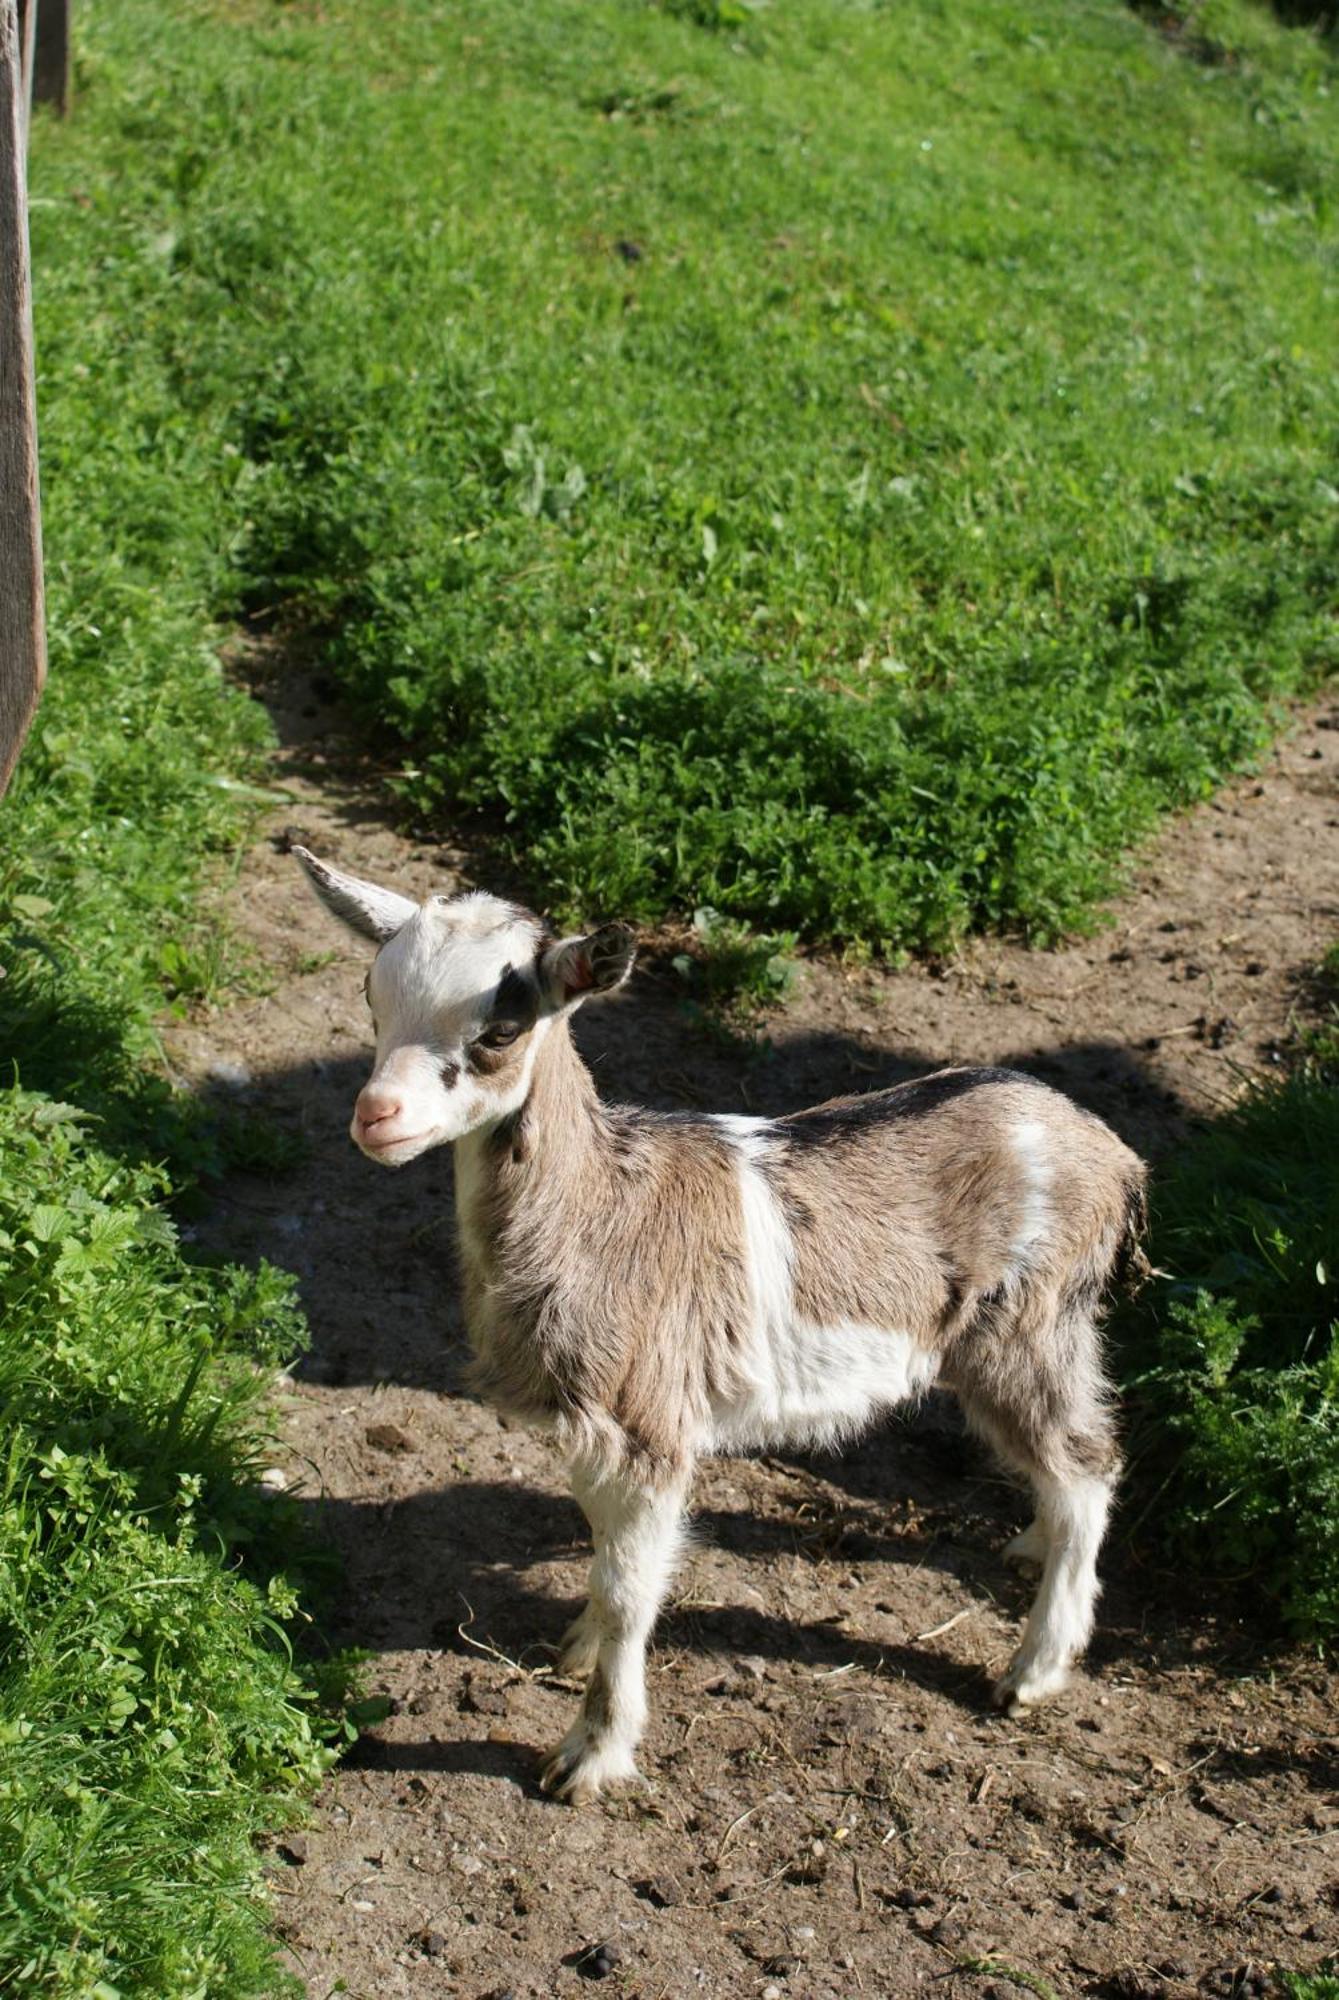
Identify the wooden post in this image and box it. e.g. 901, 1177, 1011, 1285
0, 0, 46, 800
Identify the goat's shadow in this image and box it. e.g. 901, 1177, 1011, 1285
293, 1441, 1334, 1794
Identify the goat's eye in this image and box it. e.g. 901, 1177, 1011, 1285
478, 1022, 521, 1050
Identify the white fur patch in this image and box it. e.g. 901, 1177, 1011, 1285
1007, 1118, 1053, 1279
370, 894, 539, 1042
706, 1119, 938, 1452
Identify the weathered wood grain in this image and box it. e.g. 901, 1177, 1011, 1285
0, 0, 46, 801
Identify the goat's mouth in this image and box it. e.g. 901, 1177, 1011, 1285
353, 1126, 439, 1165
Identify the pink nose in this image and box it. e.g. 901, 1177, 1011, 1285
353, 1084, 403, 1137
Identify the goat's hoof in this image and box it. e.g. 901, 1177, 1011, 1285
539, 1735, 640, 1806
991, 1656, 1069, 1714
1003, 1522, 1047, 1571
556, 1614, 601, 1681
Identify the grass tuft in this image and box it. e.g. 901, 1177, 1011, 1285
1118, 981, 1339, 1638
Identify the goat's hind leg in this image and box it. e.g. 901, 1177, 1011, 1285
541, 1464, 688, 1804
993, 1466, 1114, 1711
556, 1602, 601, 1680
1002, 1516, 1049, 1570
555, 1484, 604, 1680
955, 1299, 1120, 1712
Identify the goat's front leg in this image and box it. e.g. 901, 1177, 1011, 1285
540, 1465, 688, 1805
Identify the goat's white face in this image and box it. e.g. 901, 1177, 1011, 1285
292, 848, 633, 1167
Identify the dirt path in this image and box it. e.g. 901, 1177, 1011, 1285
167, 674, 1339, 2000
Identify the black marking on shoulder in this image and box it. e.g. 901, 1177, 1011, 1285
776, 1066, 1031, 1148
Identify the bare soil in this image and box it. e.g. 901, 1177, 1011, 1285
166, 670, 1339, 2000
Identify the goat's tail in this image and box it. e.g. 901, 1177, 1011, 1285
1112, 1172, 1153, 1299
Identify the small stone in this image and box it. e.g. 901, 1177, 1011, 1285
452, 1851, 483, 1876
415, 1929, 449, 1958
206, 1057, 252, 1090
365, 1421, 412, 1454
763, 1987, 783, 2000
1259, 1883, 1284, 1904
577, 1941, 621, 1979
735, 1655, 768, 1681
275, 1835, 308, 1866
1060, 1887, 1085, 1911
258, 1467, 288, 1493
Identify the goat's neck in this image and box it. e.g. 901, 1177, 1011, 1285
454, 1013, 610, 1225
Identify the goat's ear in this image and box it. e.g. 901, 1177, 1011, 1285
539, 924, 636, 1008
292, 846, 418, 945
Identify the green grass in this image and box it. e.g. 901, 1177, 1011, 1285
1118, 970, 1339, 1638
1284, 1972, 1339, 2000
0, 1093, 330, 1997
37, 0, 1334, 948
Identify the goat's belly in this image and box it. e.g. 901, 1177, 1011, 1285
705, 1317, 940, 1454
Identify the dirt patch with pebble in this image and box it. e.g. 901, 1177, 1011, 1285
167, 665, 1339, 2000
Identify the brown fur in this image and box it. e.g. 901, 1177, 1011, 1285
751, 1070, 1142, 1484
458, 1031, 1144, 1500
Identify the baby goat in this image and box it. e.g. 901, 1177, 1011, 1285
295, 848, 1147, 1804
